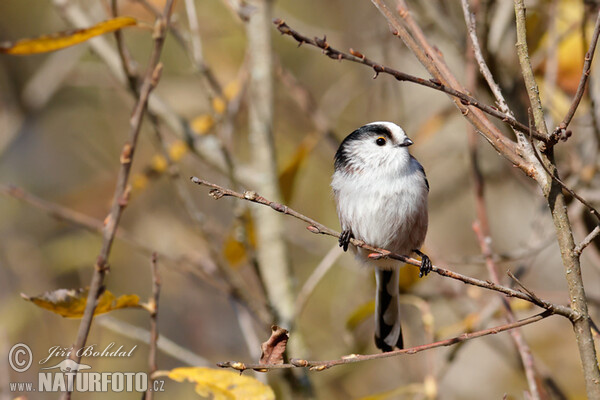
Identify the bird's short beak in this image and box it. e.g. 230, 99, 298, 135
398, 138, 413, 147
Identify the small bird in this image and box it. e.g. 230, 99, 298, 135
331, 121, 431, 352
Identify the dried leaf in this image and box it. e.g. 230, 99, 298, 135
166, 367, 274, 400
278, 134, 317, 203
259, 325, 289, 365
22, 288, 141, 318
0, 17, 137, 55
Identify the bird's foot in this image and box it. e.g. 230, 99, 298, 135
414, 249, 432, 278
339, 230, 354, 252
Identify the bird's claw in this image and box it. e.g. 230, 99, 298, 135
414, 250, 432, 278
339, 230, 354, 252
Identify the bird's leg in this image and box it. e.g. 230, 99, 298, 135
339, 229, 354, 252
413, 249, 432, 278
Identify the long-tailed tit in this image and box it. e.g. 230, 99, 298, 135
331, 121, 431, 352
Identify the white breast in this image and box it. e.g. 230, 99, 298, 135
332, 160, 428, 268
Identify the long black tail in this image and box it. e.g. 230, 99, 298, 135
374, 268, 403, 352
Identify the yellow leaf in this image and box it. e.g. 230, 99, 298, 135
22, 288, 141, 318
132, 174, 149, 191
0, 17, 137, 55
212, 97, 227, 115
191, 114, 215, 135
224, 80, 241, 101
169, 140, 189, 162
151, 154, 168, 173
398, 263, 421, 291
279, 134, 318, 203
223, 211, 256, 267
346, 300, 375, 331
166, 367, 274, 400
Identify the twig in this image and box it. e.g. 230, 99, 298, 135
515, 3, 600, 395
146, 253, 161, 400
526, 112, 600, 224
294, 245, 343, 318
97, 316, 210, 367
514, 0, 550, 140
61, 4, 175, 399
273, 18, 545, 143
574, 225, 600, 257
217, 311, 553, 372
133, 0, 224, 97
190, 176, 575, 320
460, 0, 512, 116
465, 20, 542, 395
369, 0, 536, 176
554, 10, 600, 141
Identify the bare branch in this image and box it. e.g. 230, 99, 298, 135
217, 311, 553, 372
190, 176, 575, 320
273, 18, 546, 142
574, 225, 600, 257
514, 0, 550, 140
460, 0, 512, 116
61, 4, 175, 398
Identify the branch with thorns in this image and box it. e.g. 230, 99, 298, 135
217, 311, 552, 372
190, 176, 575, 321
272, 18, 547, 142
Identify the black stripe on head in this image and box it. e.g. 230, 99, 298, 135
334, 124, 393, 171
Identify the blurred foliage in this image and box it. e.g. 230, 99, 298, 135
1, 0, 599, 399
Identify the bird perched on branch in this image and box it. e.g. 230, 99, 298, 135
331, 121, 431, 352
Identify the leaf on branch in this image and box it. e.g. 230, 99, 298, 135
223, 210, 256, 267
21, 288, 141, 318
259, 325, 289, 365
279, 134, 317, 203
165, 367, 275, 400
0, 17, 137, 55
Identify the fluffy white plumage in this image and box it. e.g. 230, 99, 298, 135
331, 121, 430, 351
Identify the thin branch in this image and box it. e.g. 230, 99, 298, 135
460, 0, 512, 116
61, 4, 175, 399
190, 177, 576, 320
146, 252, 161, 400
554, 10, 600, 140
574, 225, 600, 257
294, 245, 343, 318
272, 18, 546, 142
526, 112, 600, 224
372, 0, 536, 175
217, 311, 553, 372
97, 316, 210, 366
514, 0, 550, 140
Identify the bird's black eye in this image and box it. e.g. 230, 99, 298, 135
375, 137, 387, 146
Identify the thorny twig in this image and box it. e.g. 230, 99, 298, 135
217, 311, 553, 372
272, 18, 547, 142
190, 176, 576, 320
61, 5, 175, 399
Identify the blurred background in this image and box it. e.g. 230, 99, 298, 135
1, 0, 600, 398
